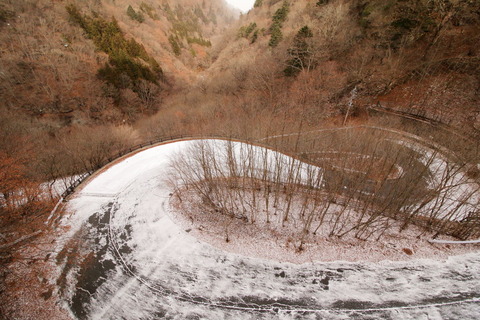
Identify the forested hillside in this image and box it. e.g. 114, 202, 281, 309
199, 0, 480, 129
0, 0, 478, 213
0, 0, 236, 204
1, 0, 480, 318
0, 0, 236, 123
1, 0, 479, 250
0, 0, 237, 293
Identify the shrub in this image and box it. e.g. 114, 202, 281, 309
169, 35, 182, 56
391, 18, 419, 31
66, 5, 162, 96
269, 2, 289, 47
66, 4, 85, 27
0, 6, 14, 23
127, 5, 145, 23
284, 26, 314, 76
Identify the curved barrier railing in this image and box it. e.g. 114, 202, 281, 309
46, 134, 219, 224
58, 104, 479, 201
429, 238, 480, 244
59, 134, 232, 199
50, 125, 479, 243
368, 103, 479, 140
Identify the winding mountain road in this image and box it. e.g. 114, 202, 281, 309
58, 139, 480, 319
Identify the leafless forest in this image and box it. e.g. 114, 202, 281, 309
169, 121, 479, 249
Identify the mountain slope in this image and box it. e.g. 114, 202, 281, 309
0, 0, 237, 125
0, 0, 479, 184
199, 0, 480, 132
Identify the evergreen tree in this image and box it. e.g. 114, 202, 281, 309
269, 24, 283, 47
169, 35, 181, 56
269, 2, 290, 47
284, 26, 314, 76
127, 5, 145, 23
66, 4, 162, 96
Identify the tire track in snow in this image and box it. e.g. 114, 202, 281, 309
106, 199, 480, 316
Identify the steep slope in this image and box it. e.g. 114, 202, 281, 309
2, 0, 478, 133
0, 0, 237, 126
0, 0, 240, 200
199, 0, 480, 133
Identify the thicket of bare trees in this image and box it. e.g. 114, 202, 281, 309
0, 106, 139, 267
170, 131, 480, 249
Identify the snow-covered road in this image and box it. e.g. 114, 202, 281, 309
59, 140, 480, 319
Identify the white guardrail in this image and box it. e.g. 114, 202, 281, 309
46, 128, 480, 243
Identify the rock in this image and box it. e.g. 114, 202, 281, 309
40, 288, 53, 300
474, 113, 480, 131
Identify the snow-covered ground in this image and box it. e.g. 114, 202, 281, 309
396, 139, 480, 221
58, 139, 480, 319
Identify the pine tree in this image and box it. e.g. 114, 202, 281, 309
268, 2, 290, 47
127, 5, 144, 23
284, 26, 314, 76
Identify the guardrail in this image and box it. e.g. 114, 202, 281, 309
52, 131, 479, 243
368, 103, 479, 141
59, 134, 245, 199
60, 134, 182, 198
59, 105, 480, 200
